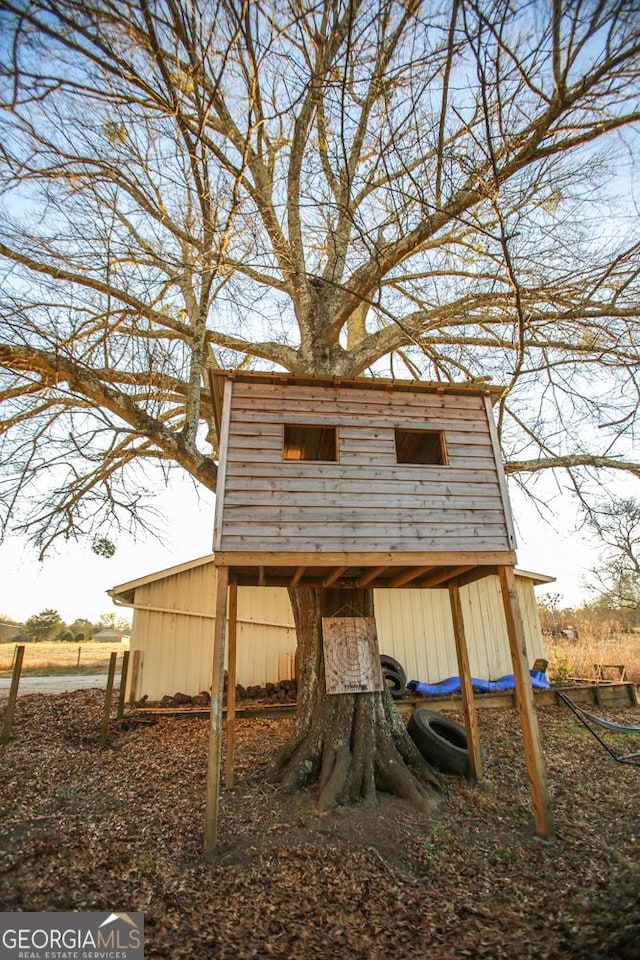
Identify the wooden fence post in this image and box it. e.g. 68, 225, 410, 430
1, 645, 25, 745
100, 652, 118, 746
128, 650, 141, 708
117, 650, 130, 719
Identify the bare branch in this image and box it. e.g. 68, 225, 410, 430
0, 0, 638, 548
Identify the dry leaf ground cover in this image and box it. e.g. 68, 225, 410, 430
1, 690, 639, 960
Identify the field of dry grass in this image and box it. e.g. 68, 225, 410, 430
547, 631, 640, 684
0, 640, 128, 676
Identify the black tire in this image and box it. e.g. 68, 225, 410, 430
380, 655, 407, 699
380, 655, 406, 681
407, 709, 476, 776
382, 666, 406, 699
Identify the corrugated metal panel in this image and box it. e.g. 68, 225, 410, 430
375, 590, 459, 683
463, 577, 542, 680
128, 566, 298, 701
126, 561, 546, 701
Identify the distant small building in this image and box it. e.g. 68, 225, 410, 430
92, 629, 130, 644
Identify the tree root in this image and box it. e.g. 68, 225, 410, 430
270, 689, 442, 812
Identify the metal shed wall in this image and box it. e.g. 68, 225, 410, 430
374, 575, 543, 685
128, 568, 297, 701
117, 559, 547, 701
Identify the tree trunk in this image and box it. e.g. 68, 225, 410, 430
271, 586, 442, 811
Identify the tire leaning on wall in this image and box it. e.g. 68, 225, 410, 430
407, 708, 484, 777
380, 655, 407, 699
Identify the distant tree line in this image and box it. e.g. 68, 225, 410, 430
538, 596, 639, 640
538, 497, 640, 638
0, 610, 131, 643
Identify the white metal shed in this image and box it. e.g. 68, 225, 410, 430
109, 556, 552, 702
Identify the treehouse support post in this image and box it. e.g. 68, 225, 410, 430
204, 565, 229, 858
225, 581, 238, 788
449, 582, 483, 780
498, 565, 554, 840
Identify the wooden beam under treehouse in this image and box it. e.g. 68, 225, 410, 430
291, 567, 306, 586
389, 566, 433, 588
324, 566, 348, 587
358, 566, 389, 587
214, 550, 516, 568
454, 566, 498, 588
417, 565, 475, 588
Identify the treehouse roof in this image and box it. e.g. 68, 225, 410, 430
209, 370, 504, 436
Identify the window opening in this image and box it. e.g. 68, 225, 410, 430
283, 424, 338, 461
395, 429, 446, 465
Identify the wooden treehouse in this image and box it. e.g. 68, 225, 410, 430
204, 372, 553, 853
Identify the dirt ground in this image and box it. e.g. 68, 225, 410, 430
1, 690, 639, 959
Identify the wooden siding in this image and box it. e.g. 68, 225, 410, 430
215, 379, 515, 555
123, 561, 546, 701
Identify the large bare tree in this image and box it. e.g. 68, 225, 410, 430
1, 0, 639, 807
585, 497, 640, 610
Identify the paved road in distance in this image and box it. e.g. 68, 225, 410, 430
0, 674, 108, 698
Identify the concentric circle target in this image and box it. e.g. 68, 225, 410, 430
322, 617, 383, 695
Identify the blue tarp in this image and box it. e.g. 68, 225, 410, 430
406, 669, 550, 697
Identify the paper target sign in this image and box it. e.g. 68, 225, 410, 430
322, 617, 383, 695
